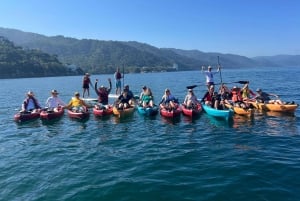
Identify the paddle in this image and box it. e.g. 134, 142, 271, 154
122, 64, 125, 90
218, 56, 223, 84
186, 80, 249, 89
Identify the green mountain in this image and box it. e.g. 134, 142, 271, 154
0, 36, 82, 78
0, 27, 299, 78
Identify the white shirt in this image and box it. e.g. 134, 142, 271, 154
45, 96, 66, 108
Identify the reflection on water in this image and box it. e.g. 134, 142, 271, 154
160, 116, 181, 125
203, 113, 233, 128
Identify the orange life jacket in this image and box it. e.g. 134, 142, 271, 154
231, 90, 242, 102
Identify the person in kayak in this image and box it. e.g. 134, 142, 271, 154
116, 89, 131, 109
141, 87, 154, 108
45, 89, 66, 111
183, 88, 200, 109
66, 92, 89, 112
94, 78, 112, 108
201, 85, 214, 107
230, 86, 247, 108
240, 82, 256, 101
21, 91, 42, 113
159, 88, 178, 110
255, 88, 283, 104
124, 84, 135, 105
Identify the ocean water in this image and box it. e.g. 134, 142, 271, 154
0, 67, 300, 201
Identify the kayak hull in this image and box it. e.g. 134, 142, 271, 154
181, 103, 202, 117
160, 106, 181, 118
40, 107, 64, 120
67, 109, 89, 119
137, 105, 159, 116
224, 103, 254, 117
251, 102, 298, 113
202, 103, 233, 120
112, 106, 135, 118
93, 105, 113, 117
14, 111, 40, 122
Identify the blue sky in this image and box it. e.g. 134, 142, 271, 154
0, 0, 299, 57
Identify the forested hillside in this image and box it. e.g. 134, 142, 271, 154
0, 27, 299, 78
0, 37, 82, 78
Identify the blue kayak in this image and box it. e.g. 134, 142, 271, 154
201, 103, 233, 121
137, 105, 159, 116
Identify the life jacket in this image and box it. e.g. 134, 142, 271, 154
115, 72, 122, 79
23, 97, 40, 110
83, 77, 90, 85
204, 92, 213, 102
231, 90, 242, 102
241, 88, 250, 99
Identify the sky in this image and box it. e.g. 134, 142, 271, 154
0, 0, 299, 57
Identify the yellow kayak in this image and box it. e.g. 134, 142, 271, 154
112, 105, 135, 118
225, 103, 254, 117
251, 102, 298, 113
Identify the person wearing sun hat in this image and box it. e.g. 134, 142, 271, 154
21, 91, 42, 112
45, 89, 66, 110
183, 88, 200, 108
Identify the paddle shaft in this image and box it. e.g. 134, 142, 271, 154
218, 56, 223, 84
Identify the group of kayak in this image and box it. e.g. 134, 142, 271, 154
14, 78, 299, 123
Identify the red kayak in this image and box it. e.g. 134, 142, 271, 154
40, 107, 65, 121
160, 105, 181, 118
93, 105, 113, 117
14, 110, 40, 123
181, 103, 202, 117
67, 108, 89, 120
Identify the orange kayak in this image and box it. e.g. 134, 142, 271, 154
225, 103, 254, 117
251, 102, 298, 113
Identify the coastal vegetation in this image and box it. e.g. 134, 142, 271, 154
0, 27, 300, 78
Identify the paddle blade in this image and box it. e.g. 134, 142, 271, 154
186, 85, 197, 89
237, 81, 249, 84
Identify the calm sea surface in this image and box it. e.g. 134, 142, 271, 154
0, 67, 300, 201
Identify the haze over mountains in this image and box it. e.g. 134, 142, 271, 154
0, 27, 299, 78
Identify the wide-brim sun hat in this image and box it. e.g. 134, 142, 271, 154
51, 89, 59, 94
74, 92, 80, 96
27, 91, 34, 96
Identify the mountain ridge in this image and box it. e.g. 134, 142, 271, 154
0, 27, 299, 76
